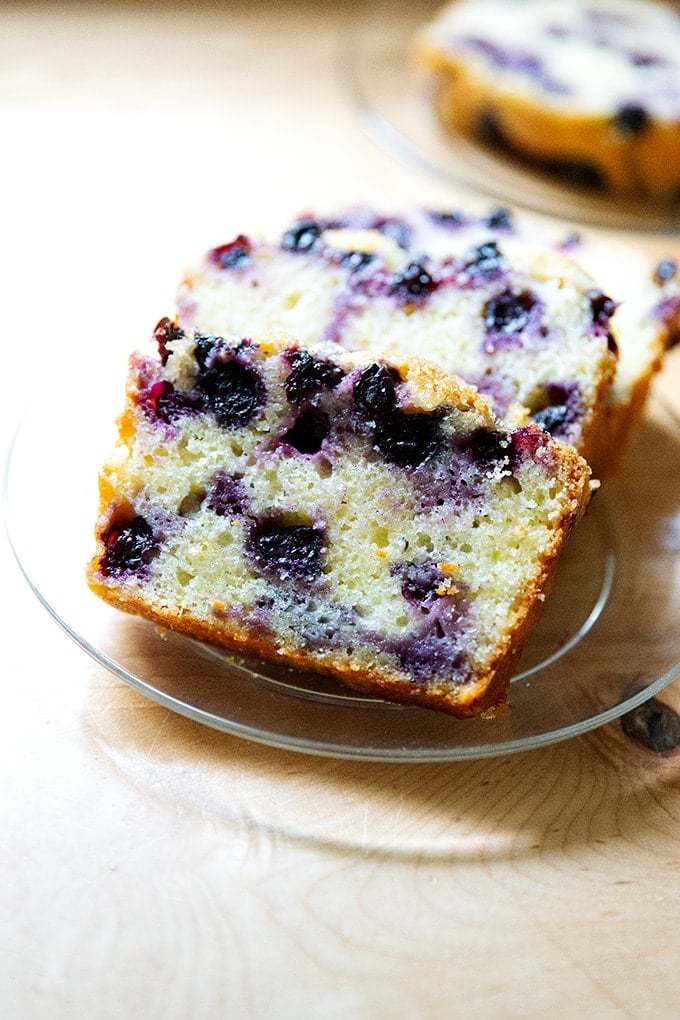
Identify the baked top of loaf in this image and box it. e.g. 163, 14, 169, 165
417, 0, 680, 119
415, 0, 680, 195
177, 208, 618, 464
87, 327, 591, 717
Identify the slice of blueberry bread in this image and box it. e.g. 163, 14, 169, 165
415, 0, 680, 197
177, 211, 618, 466
87, 325, 591, 717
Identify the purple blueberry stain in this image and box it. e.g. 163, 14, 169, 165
653, 295, 680, 348
247, 519, 327, 583
528, 382, 581, 440
205, 472, 248, 517
341, 250, 376, 273
382, 627, 470, 684
385, 559, 472, 682
143, 380, 203, 425
556, 231, 582, 253
508, 424, 553, 465
394, 560, 446, 608
628, 51, 667, 68
100, 515, 157, 577
461, 36, 570, 94
340, 248, 377, 273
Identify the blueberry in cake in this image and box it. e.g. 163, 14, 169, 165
87, 326, 592, 717
415, 0, 680, 197
177, 209, 619, 466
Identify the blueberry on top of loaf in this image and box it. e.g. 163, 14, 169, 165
177, 208, 619, 464
87, 324, 591, 717
415, 0, 680, 196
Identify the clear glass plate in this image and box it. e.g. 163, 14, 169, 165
4, 375, 680, 762
342, 0, 680, 234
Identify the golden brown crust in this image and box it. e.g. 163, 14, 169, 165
86, 570, 511, 716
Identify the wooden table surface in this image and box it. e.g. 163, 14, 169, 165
2, 3, 680, 1017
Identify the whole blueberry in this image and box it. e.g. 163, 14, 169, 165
284, 350, 344, 404
390, 260, 437, 302
353, 363, 398, 415
341, 250, 375, 273
101, 515, 156, 576
248, 520, 326, 582
484, 289, 537, 334
197, 358, 263, 428
281, 219, 323, 253
373, 411, 442, 468
465, 241, 505, 275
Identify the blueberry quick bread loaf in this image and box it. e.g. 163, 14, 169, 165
415, 0, 680, 197
177, 210, 618, 466
87, 327, 591, 717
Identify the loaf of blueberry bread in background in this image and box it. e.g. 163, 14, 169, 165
177, 204, 679, 473
177, 208, 619, 467
87, 327, 592, 717
415, 0, 680, 197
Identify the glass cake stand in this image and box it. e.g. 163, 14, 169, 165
341, 0, 680, 233
4, 366, 680, 762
